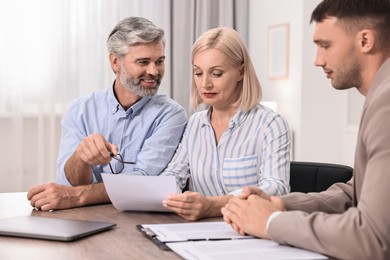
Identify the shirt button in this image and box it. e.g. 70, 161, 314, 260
112, 105, 119, 113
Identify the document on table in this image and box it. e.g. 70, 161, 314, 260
138, 222, 252, 243
138, 221, 328, 259
166, 239, 328, 260
101, 174, 177, 212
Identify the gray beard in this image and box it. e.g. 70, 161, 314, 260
120, 70, 160, 97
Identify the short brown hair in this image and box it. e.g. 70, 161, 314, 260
311, 0, 390, 51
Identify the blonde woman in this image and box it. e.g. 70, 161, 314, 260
162, 27, 290, 220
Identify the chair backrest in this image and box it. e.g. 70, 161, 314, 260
290, 161, 353, 193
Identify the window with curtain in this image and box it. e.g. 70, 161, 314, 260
0, 0, 248, 192
0, 0, 148, 192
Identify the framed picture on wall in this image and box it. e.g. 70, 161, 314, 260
267, 23, 289, 80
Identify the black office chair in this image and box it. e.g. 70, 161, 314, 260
290, 161, 353, 193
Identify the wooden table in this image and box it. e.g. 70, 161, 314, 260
0, 192, 212, 260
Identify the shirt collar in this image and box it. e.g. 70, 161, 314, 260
108, 81, 151, 116
201, 107, 248, 129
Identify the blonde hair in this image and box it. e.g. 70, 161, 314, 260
191, 27, 262, 111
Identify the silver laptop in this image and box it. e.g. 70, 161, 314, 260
0, 215, 116, 241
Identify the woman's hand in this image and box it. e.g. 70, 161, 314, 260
162, 191, 212, 221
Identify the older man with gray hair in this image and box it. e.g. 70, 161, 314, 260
28, 17, 187, 211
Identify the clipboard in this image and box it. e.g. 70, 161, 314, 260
137, 222, 328, 259
137, 225, 171, 250
137, 222, 252, 251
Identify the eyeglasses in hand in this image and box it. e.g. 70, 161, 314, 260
109, 153, 135, 174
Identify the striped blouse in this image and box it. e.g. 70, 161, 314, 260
161, 104, 291, 196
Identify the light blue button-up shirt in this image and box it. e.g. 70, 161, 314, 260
56, 83, 187, 186
162, 104, 290, 196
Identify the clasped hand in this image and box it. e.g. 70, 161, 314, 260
221, 186, 285, 239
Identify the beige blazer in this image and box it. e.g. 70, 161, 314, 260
269, 58, 390, 260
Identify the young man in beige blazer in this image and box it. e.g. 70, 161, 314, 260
221, 0, 390, 259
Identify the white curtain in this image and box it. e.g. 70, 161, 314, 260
0, 0, 247, 192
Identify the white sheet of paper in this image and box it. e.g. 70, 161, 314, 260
101, 174, 177, 212
167, 239, 328, 260
141, 222, 252, 242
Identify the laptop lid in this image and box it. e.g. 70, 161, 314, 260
0, 215, 116, 241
